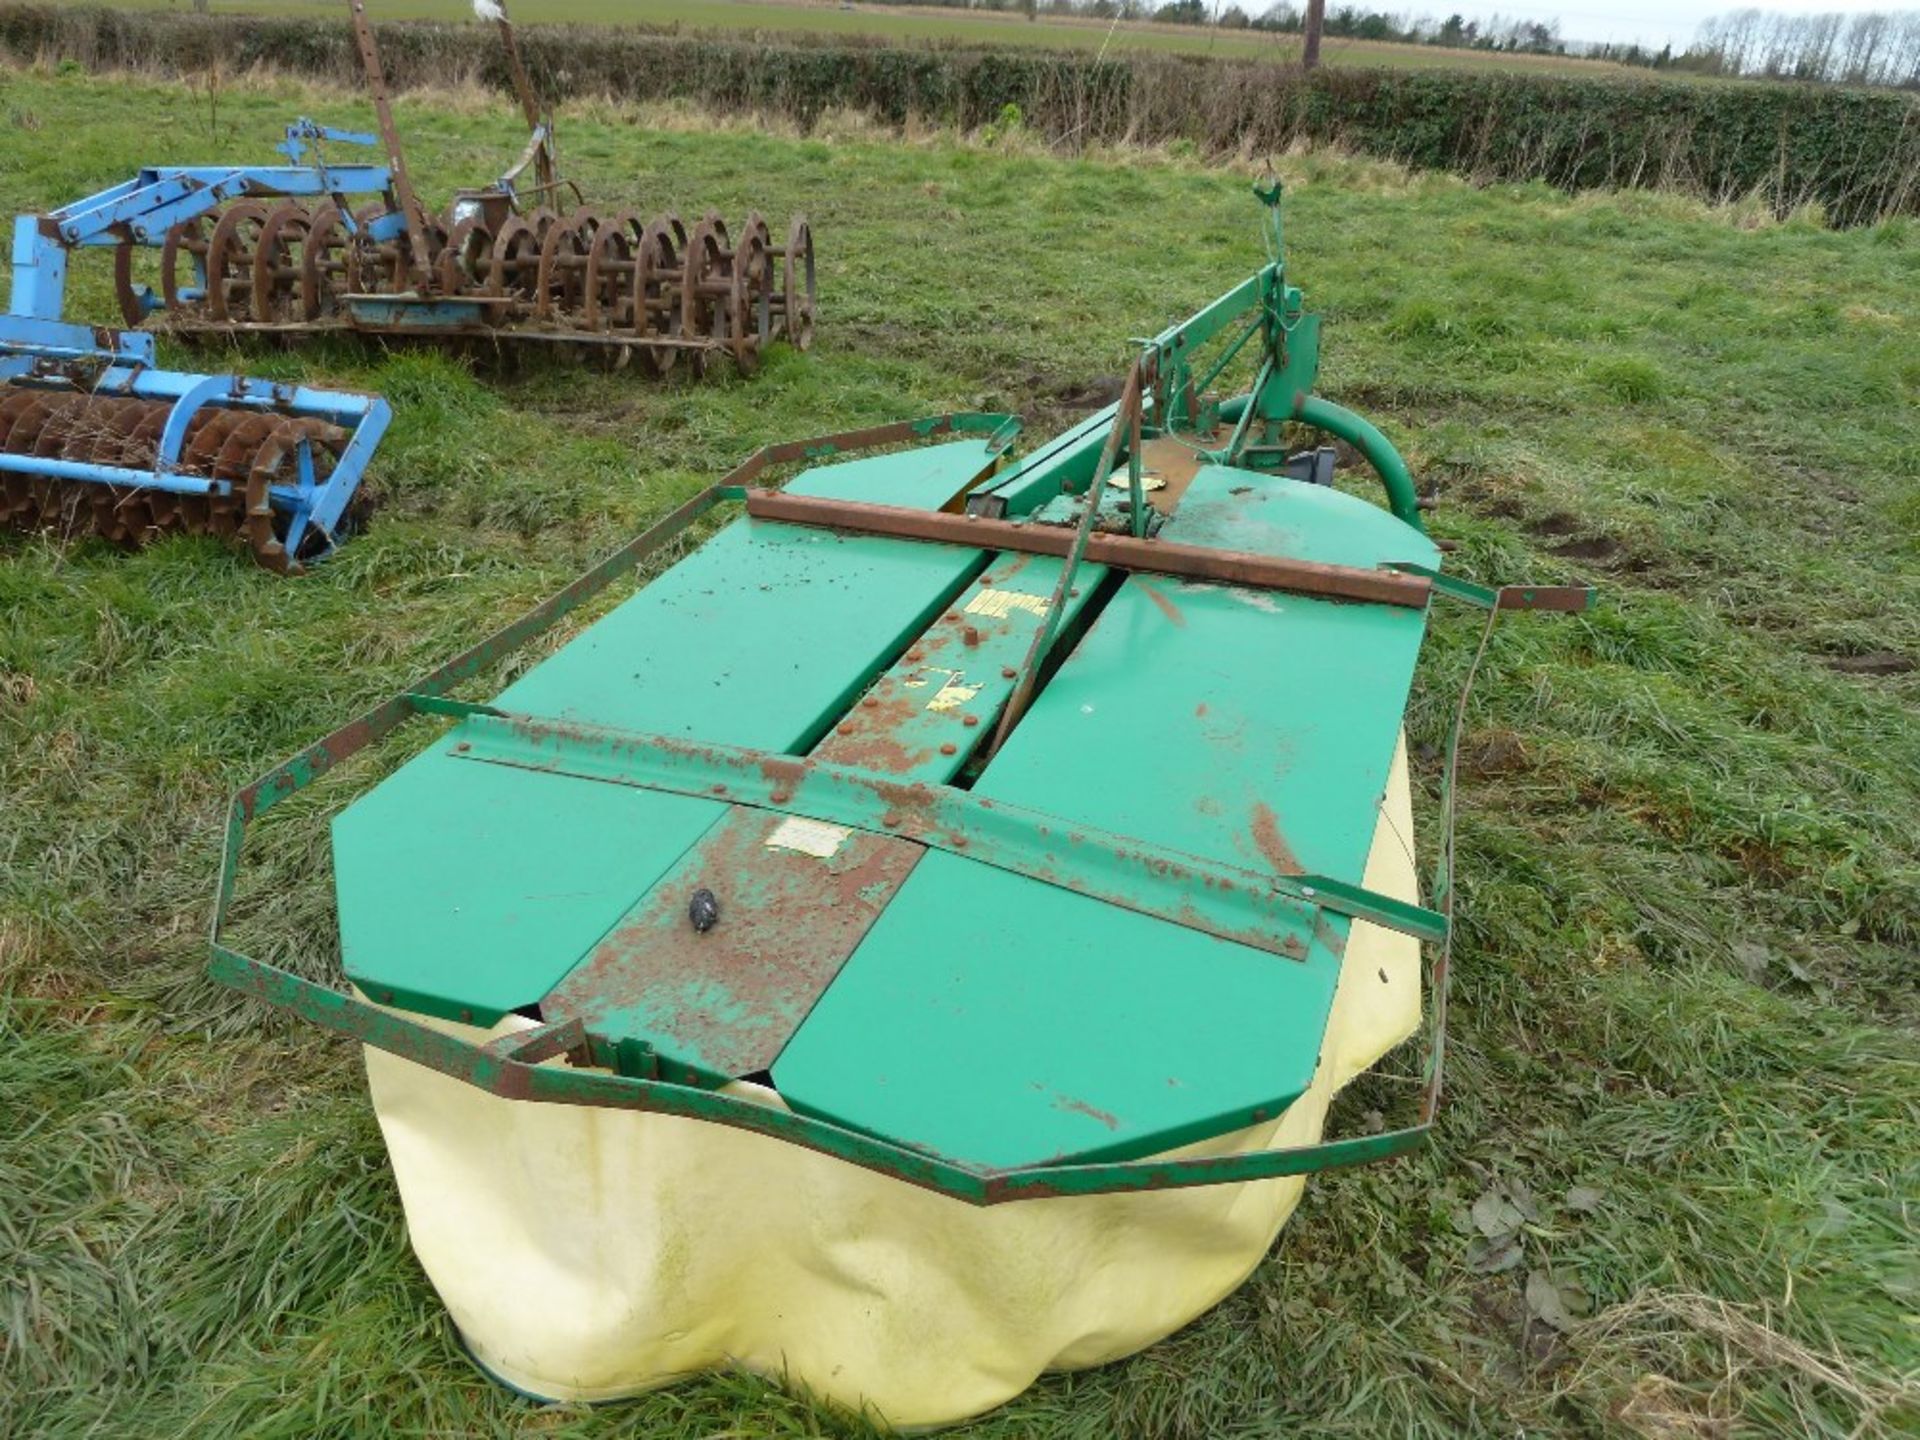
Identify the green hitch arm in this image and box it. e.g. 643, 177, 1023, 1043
1292, 395, 1424, 532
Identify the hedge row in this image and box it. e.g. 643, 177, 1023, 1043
3, 5, 1916, 223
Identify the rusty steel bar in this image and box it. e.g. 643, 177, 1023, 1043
989, 356, 1145, 757
743, 491, 1434, 610
488, 0, 557, 197
346, 0, 432, 284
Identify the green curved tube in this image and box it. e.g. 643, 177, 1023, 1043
1218, 393, 1425, 531
1293, 396, 1425, 531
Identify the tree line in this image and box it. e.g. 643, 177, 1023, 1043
1686, 9, 1920, 86
868, 0, 1920, 88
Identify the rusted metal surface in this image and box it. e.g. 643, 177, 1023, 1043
543, 807, 924, 1081
154, 197, 813, 372
811, 553, 1100, 781
1137, 433, 1210, 517
1249, 800, 1305, 876
488, 0, 556, 200
744, 490, 1433, 610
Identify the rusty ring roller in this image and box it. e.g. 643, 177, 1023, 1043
0, 384, 350, 569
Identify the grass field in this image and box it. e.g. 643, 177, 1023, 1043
2, 70, 1917, 1439
38, 0, 1641, 73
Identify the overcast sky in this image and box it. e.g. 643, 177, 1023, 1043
1397, 0, 1905, 50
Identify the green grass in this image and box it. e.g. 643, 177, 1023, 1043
3, 73, 1918, 1439
41, 0, 1641, 73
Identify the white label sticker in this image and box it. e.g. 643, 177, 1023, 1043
765, 816, 851, 859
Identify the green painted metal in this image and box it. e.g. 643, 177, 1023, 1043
434, 707, 1441, 956
784, 436, 1005, 511
1290, 396, 1424, 529
780, 860, 1341, 1168
980, 403, 1119, 514
535, 551, 1111, 1080
207, 203, 1591, 1201
336, 504, 987, 1023
207, 947, 1426, 1202
1174, 461, 1438, 572
775, 439, 1441, 1168
199, 431, 1514, 1199
973, 183, 1424, 533
1387, 562, 1597, 613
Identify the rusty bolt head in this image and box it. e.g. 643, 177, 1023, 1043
770, 788, 792, 805
881, 811, 902, 829
978, 576, 993, 587
962, 625, 981, 647
710, 783, 728, 795
453, 741, 471, 753
939, 742, 957, 756
907, 649, 924, 663
837, 722, 854, 735
1001, 666, 1017, 679
962, 714, 979, 728
951, 834, 969, 848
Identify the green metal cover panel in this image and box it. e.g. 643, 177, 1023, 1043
773, 476, 1438, 1169
1170, 464, 1441, 571
333, 444, 995, 1022
491, 521, 976, 743
785, 439, 1002, 510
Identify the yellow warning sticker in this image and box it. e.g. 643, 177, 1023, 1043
964, 589, 1049, 621
927, 677, 981, 713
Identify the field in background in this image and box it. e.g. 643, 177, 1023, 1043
2, 71, 1917, 1440
14, 5, 1914, 224
40, 0, 1639, 72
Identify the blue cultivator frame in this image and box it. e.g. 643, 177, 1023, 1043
0, 121, 393, 571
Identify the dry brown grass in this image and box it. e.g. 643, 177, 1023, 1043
1562, 1291, 1920, 1439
